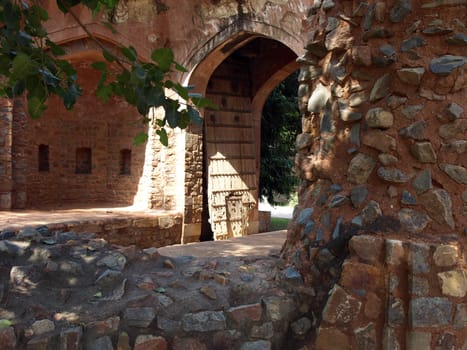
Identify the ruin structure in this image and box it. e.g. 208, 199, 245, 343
0, 0, 466, 348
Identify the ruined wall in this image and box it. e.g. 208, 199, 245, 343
20, 63, 148, 208
281, 0, 466, 348
0, 99, 13, 209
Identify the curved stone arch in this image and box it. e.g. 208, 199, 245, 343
182, 19, 305, 93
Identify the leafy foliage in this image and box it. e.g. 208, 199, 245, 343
260, 71, 300, 206
0, 0, 214, 145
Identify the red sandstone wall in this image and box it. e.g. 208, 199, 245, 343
22, 63, 147, 208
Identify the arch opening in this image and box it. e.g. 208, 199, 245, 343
186, 34, 299, 242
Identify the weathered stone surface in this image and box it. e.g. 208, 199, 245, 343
454, 304, 467, 329
364, 292, 382, 319
397, 67, 425, 85
351, 46, 372, 66
296, 133, 313, 150
329, 194, 349, 208
399, 120, 427, 140
419, 87, 446, 101
250, 322, 273, 339
239, 340, 271, 350
430, 55, 466, 75
0, 327, 16, 349
386, 239, 405, 266
315, 328, 349, 350
365, 108, 394, 129
85, 316, 120, 338
388, 297, 405, 326
389, 0, 412, 22
322, 284, 362, 324
262, 296, 295, 322
401, 190, 416, 205
290, 317, 312, 336
172, 336, 206, 350
123, 307, 155, 328
437, 270, 466, 297
447, 33, 467, 46
377, 167, 410, 183
325, 21, 353, 51
370, 73, 391, 101
441, 140, 467, 154
182, 311, 226, 332
308, 83, 330, 113
117, 332, 130, 350
96, 252, 127, 271
420, 189, 455, 229
445, 102, 463, 120
439, 163, 467, 184
87, 336, 113, 350
350, 185, 368, 208
349, 235, 384, 264
361, 200, 382, 225
439, 119, 467, 139
401, 36, 426, 52
134, 335, 167, 350
347, 153, 376, 184
378, 154, 398, 166
354, 322, 376, 350
410, 297, 453, 327
382, 327, 399, 350
434, 245, 459, 267
386, 94, 406, 109
407, 332, 431, 350
340, 261, 383, 292
410, 142, 437, 163
402, 104, 423, 119
226, 303, 262, 324
398, 208, 431, 233
436, 333, 456, 350
32, 319, 55, 335
411, 243, 430, 274
410, 275, 429, 296
412, 170, 432, 194
362, 130, 396, 152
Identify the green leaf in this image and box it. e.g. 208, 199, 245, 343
46, 40, 66, 56
134, 132, 148, 145
101, 20, 118, 34
0, 319, 13, 328
188, 105, 203, 125
164, 100, 179, 128
10, 53, 36, 81
151, 47, 174, 72
121, 46, 137, 62
170, 83, 189, 100
191, 96, 219, 110
91, 61, 107, 71
156, 129, 168, 146
175, 62, 187, 72
28, 96, 47, 119
96, 84, 113, 103
102, 50, 115, 62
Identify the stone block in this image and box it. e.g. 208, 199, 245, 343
364, 292, 382, 319
386, 239, 405, 266
410, 297, 453, 327
407, 331, 431, 350
437, 269, 466, 297
322, 284, 361, 324
454, 303, 467, 329
410, 243, 430, 274
60, 327, 82, 350
134, 335, 167, 350
240, 340, 272, 350
382, 327, 399, 350
340, 261, 384, 292
349, 235, 384, 264
123, 308, 155, 328
250, 322, 273, 339
172, 336, 207, 350
315, 328, 349, 350
182, 311, 226, 332
85, 316, 119, 338
226, 303, 262, 325
262, 296, 296, 322
0, 327, 16, 349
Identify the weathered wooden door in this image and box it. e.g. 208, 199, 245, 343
204, 57, 257, 240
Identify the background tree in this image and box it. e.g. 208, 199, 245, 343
260, 71, 300, 206
0, 0, 213, 145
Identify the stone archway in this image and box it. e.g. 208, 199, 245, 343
182, 30, 301, 242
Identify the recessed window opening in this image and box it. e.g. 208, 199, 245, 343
120, 149, 131, 175
38, 144, 49, 172
75, 147, 92, 174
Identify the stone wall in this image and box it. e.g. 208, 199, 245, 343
282, 0, 466, 348
0, 99, 13, 209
